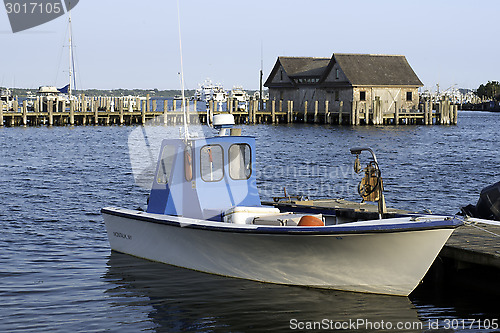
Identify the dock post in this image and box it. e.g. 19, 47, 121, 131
48, 100, 54, 126
247, 100, 252, 124
253, 100, 258, 124
22, 100, 27, 126
447, 101, 451, 125
350, 101, 355, 125
314, 100, 319, 123
290, 101, 294, 123
303, 101, 308, 123
439, 99, 446, 125
119, 98, 124, 125
286, 101, 290, 123
394, 102, 400, 125
324, 100, 330, 124
453, 104, 458, 125
81, 94, 86, 112
442, 100, 448, 125
338, 101, 343, 125
146, 94, 150, 113
193, 99, 197, 113
163, 100, 168, 125
141, 100, 146, 124
375, 97, 382, 125
92, 100, 98, 125
152, 99, 157, 113
0, 101, 4, 126
446, 101, 450, 125
13, 99, 18, 113
271, 100, 276, 124
70, 100, 75, 125
355, 102, 361, 125
186, 98, 191, 124
424, 100, 429, 125
227, 97, 232, 113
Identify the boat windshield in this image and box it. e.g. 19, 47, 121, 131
229, 144, 251, 180
200, 145, 224, 182
156, 145, 176, 184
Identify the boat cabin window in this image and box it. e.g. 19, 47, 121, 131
201, 145, 224, 182
229, 144, 252, 180
157, 145, 176, 184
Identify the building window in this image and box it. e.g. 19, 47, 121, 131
280, 70, 283, 81
335, 90, 339, 101
360, 91, 366, 101
229, 144, 252, 180
406, 91, 413, 101
336, 69, 340, 79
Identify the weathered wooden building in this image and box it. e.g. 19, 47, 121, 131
264, 53, 423, 115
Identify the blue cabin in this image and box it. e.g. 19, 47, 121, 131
147, 135, 263, 221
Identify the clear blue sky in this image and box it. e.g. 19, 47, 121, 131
1, 0, 498, 91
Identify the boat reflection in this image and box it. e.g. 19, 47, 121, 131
103, 252, 422, 332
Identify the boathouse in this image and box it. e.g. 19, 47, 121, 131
264, 53, 424, 116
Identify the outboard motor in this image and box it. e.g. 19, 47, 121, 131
461, 181, 500, 221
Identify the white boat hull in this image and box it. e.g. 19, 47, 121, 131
102, 208, 458, 296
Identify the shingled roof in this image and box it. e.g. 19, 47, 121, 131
264, 53, 423, 87
330, 54, 423, 86
278, 57, 330, 77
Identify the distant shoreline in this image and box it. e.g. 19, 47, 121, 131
6, 88, 262, 98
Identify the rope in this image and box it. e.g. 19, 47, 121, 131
463, 220, 500, 238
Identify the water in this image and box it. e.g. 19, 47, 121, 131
1, 111, 499, 332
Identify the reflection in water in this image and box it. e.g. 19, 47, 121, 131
104, 252, 421, 332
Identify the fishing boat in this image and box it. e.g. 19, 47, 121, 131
102, 114, 462, 296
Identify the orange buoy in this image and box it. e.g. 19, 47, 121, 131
298, 215, 324, 227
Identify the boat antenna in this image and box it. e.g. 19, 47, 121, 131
176, 0, 189, 141
259, 40, 264, 110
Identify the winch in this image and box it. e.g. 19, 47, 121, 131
351, 147, 387, 218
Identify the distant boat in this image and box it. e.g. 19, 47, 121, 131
194, 78, 227, 105
0, 87, 14, 110
36, 6, 77, 110
230, 86, 248, 111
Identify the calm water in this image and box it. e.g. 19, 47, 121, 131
1, 111, 499, 332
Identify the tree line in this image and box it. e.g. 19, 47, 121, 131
476, 81, 500, 101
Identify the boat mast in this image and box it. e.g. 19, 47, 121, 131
176, 0, 189, 141
68, 4, 73, 98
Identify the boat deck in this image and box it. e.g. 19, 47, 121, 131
264, 198, 500, 271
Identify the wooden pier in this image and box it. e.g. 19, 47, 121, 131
0, 95, 458, 127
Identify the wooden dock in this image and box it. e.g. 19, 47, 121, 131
0, 95, 458, 127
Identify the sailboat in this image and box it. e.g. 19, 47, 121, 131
37, 5, 77, 110
101, 2, 462, 297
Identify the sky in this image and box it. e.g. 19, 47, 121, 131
0, 0, 498, 92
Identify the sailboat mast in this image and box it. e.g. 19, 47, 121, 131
68, 7, 73, 98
